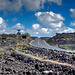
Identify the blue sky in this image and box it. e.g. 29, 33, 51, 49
0, 0, 75, 37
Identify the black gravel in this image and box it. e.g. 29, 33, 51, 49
0, 47, 75, 75
26, 47, 75, 65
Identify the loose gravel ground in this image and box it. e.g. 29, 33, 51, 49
0, 46, 75, 75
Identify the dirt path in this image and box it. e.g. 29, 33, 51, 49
15, 50, 75, 68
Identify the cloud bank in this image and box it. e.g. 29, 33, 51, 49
0, 12, 75, 37
0, 0, 62, 12
0, 17, 25, 34
27, 11, 75, 37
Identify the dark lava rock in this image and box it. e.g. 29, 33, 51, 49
5, 67, 12, 72
72, 56, 75, 61
13, 70, 16, 74
35, 64, 39, 70
32, 72, 37, 75
26, 71, 31, 75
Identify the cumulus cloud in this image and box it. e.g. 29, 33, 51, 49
70, 8, 75, 18
27, 11, 75, 37
32, 24, 40, 30
0, 0, 62, 12
27, 25, 75, 37
0, 17, 25, 34
57, 27, 75, 33
27, 24, 50, 37
0, 17, 7, 29
27, 24, 75, 37
10, 23, 25, 34
35, 11, 65, 29
12, 23, 25, 30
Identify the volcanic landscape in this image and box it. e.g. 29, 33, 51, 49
0, 33, 75, 75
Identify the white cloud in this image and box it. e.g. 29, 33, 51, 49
57, 27, 75, 33
70, 21, 75, 26
27, 23, 50, 37
48, 0, 62, 6
42, 28, 48, 32
0, 11, 75, 37
70, 8, 75, 18
32, 24, 40, 30
35, 11, 65, 29
0, 0, 62, 12
27, 24, 75, 37
0, 17, 7, 29
64, 27, 74, 33
70, 9, 74, 12
41, 28, 49, 34
0, 17, 3, 24
0, 0, 22, 12
22, 0, 46, 11
12, 23, 25, 30
0, 17, 25, 34
27, 11, 75, 37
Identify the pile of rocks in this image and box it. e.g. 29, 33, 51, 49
25, 47, 75, 65
0, 50, 75, 75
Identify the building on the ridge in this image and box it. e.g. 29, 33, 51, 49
16, 29, 21, 40
1, 34, 7, 42
17, 29, 21, 35
16, 29, 31, 43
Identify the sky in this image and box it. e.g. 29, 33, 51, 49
0, 0, 75, 37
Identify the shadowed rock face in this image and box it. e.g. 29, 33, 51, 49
46, 33, 75, 45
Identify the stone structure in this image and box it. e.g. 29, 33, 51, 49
17, 29, 21, 35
